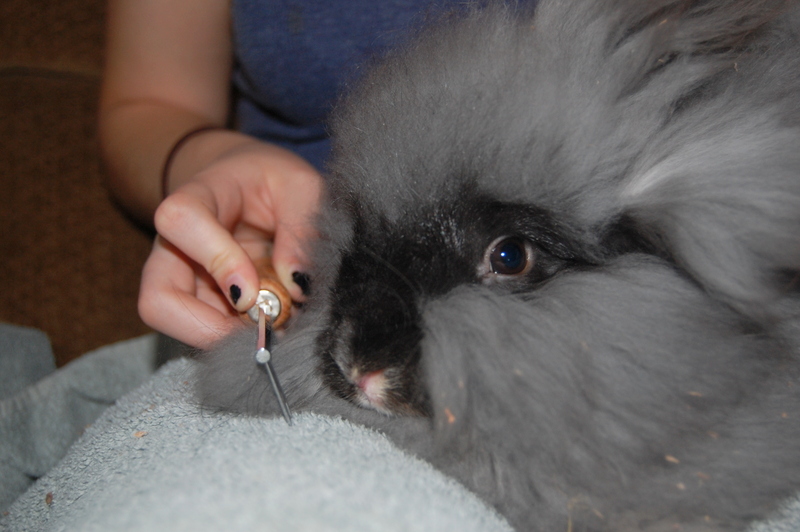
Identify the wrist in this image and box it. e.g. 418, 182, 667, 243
161, 125, 226, 199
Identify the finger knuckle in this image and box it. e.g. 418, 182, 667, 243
137, 291, 161, 327
207, 249, 237, 280
154, 193, 196, 234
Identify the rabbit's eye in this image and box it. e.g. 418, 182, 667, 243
482, 236, 534, 279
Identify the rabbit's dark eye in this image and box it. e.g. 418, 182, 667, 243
481, 236, 534, 280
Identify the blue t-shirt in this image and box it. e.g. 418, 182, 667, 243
231, 0, 520, 171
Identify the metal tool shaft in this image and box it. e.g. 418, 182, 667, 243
256, 307, 293, 425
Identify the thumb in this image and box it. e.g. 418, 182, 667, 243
269, 173, 322, 301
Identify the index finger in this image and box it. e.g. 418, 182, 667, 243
267, 167, 324, 300
154, 179, 261, 313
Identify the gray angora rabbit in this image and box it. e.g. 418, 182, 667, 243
198, 0, 800, 530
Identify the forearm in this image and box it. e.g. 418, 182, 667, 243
98, 100, 253, 225
99, 0, 235, 226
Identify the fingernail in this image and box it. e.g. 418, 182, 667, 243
229, 284, 242, 305
292, 271, 311, 296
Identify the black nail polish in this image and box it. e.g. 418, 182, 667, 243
292, 272, 311, 295
229, 284, 242, 305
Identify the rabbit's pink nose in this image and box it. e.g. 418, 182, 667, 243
357, 370, 387, 407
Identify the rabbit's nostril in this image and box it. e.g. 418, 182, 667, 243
356, 369, 387, 407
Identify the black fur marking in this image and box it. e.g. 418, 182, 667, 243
319, 186, 650, 416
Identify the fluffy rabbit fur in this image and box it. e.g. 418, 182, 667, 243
198, 0, 800, 530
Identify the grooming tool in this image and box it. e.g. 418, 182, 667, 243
255, 306, 293, 425
245, 256, 293, 327
245, 255, 294, 425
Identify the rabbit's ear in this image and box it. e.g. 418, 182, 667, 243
613, 1, 800, 319
620, 117, 800, 319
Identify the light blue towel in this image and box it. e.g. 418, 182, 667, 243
0, 329, 159, 512
1, 329, 798, 531
1, 353, 512, 531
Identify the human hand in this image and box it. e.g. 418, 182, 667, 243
138, 137, 322, 348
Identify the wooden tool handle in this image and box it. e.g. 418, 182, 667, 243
251, 255, 293, 328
